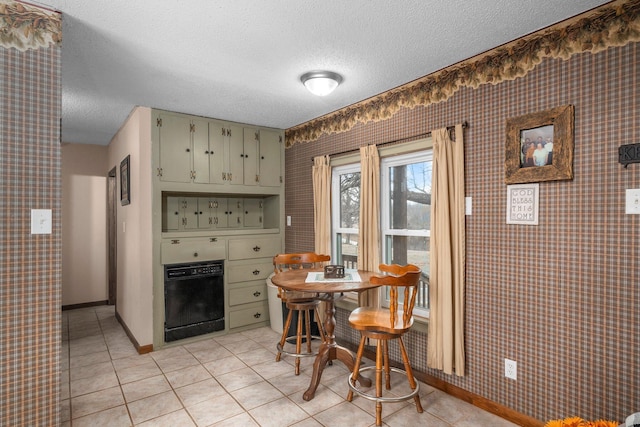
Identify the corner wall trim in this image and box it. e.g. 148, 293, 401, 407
62, 300, 108, 311
115, 310, 154, 355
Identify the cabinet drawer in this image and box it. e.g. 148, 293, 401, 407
161, 239, 226, 264
229, 302, 269, 329
227, 261, 273, 283
229, 284, 267, 306
228, 237, 281, 260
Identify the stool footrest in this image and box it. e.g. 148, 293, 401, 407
276, 335, 323, 358
348, 366, 420, 403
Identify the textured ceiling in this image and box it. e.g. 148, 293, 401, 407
43, 0, 611, 145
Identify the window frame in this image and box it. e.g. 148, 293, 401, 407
380, 150, 432, 318
329, 138, 432, 315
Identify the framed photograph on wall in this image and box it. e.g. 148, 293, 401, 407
505, 104, 574, 184
120, 155, 130, 206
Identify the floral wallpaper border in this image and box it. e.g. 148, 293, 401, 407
285, 0, 640, 147
0, 0, 61, 51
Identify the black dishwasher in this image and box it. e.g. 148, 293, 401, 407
164, 260, 225, 342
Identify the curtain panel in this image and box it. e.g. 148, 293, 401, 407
357, 145, 381, 308
427, 124, 466, 376
312, 155, 332, 256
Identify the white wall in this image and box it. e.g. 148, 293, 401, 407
61, 143, 108, 306
107, 107, 154, 347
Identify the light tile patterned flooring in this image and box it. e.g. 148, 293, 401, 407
61, 305, 517, 427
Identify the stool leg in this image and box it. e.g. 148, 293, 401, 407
375, 338, 383, 427
383, 339, 391, 390
295, 309, 303, 375
347, 335, 366, 402
398, 337, 423, 413
315, 308, 326, 342
305, 309, 312, 354
277, 309, 294, 362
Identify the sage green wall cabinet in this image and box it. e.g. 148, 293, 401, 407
156, 113, 208, 183
152, 108, 284, 348
203, 121, 244, 185
257, 128, 282, 187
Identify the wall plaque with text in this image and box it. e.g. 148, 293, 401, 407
506, 184, 539, 225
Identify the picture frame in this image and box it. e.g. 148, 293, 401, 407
120, 155, 130, 206
506, 183, 539, 225
505, 104, 574, 184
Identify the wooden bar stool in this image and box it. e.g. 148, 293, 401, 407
346, 263, 424, 426
273, 253, 329, 375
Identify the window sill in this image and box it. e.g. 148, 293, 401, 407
335, 299, 429, 334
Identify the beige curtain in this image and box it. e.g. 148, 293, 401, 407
312, 156, 332, 321
312, 156, 332, 256
427, 124, 466, 376
357, 145, 380, 308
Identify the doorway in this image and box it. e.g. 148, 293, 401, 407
108, 167, 117, 306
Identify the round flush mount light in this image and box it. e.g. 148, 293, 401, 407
300, 71, 343, 96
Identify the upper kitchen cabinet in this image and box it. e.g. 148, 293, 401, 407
255, 128, 282, 187
200, 120, 244, 185
156, 112, 194, 183
153, 109, 283, 191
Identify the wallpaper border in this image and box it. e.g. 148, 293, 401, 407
0, 0, 62, 51
285, 0, 640, 147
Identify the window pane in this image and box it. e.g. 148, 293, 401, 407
384, 235, 428, 273
335, 232, 358, 268
388, 162, 430, 230
384, 235, 429, 310
340, 172, 360, 228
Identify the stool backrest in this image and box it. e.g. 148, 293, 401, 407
273, 253, 330, 273
370, 264, 421, 329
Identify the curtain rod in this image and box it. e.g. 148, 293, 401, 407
311, 121, 468, 162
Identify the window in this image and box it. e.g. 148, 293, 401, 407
331, 163, 360, 269
330, 144, 432, 317
381, 151, 431, 317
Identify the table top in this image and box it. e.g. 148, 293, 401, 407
271, 268, 380, 293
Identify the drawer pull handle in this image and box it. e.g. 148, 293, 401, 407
171, 239, 180, 244
210, 237, 217, 242
193, 252, 198, 257
253, 291, 261, 297
252, 270, 260, 275
253, 246, 261, 252
253, 312, 262, 318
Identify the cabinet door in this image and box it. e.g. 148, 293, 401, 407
243, 198, 263, 228
158, 114, 192, 183
227, 124, 244, 185
258, 129, 282, 187
242, 128, 259, 186
192, 118, 210, 184
227, 198, 243, 227
165, 196, 182, 231
212, 198, 228, 228
183, 197, 199, 230
208, 121, 227, 184
197, 197, 213, 229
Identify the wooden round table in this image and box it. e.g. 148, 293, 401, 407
271, 268, 379, 400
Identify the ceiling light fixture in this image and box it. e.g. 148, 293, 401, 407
300, 71, 343, 96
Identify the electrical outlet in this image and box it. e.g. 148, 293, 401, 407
505, 358, 517, 380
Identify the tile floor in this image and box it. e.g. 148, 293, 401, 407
61, 305, 518, 427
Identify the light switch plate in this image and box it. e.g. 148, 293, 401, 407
31, 209, 52, 234
465, 197, 472, 215
286, 215, 292, 226
626, 189, 640, 214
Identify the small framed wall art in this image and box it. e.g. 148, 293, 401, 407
506, 183, 539, 225
120, 155, 130, 206
505, 104, 574, 184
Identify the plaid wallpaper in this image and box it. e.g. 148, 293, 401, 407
285, 42, 639, 423
0, 44, 62, 425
